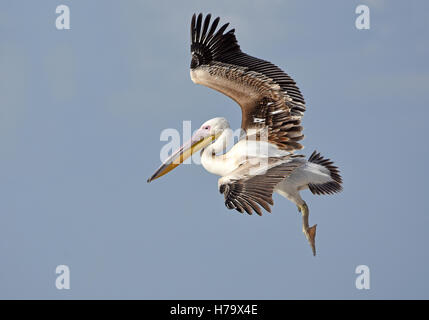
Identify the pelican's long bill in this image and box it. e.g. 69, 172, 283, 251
147, 128, 217, 183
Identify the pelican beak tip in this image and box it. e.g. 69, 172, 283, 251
147, 130, 216, 185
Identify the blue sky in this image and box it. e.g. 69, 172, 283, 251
0, 0, 428, 299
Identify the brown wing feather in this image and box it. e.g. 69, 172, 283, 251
219, 156, 305, 215
190, 13, 306, 152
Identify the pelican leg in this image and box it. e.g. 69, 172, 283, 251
298, 202, 317, 256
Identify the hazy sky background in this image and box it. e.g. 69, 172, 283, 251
1, 0, 428, 299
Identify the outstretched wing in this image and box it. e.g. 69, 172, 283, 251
218, 156, 305, 215
190, 13, 306, 152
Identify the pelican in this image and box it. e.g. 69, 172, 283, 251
147, 14, 342, 255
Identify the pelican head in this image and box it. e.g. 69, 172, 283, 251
147, 117, 229, 182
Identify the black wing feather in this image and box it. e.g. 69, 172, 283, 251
219, 156, 304, 215
190, 13, 306, 152
308, 151, 343, 195
190, 13, 305, 110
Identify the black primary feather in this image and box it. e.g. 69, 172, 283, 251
219, 157, 304, 216
308, 151, 343, 195
190, 13, 305, 110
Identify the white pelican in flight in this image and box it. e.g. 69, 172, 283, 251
148, 14, 342, 255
